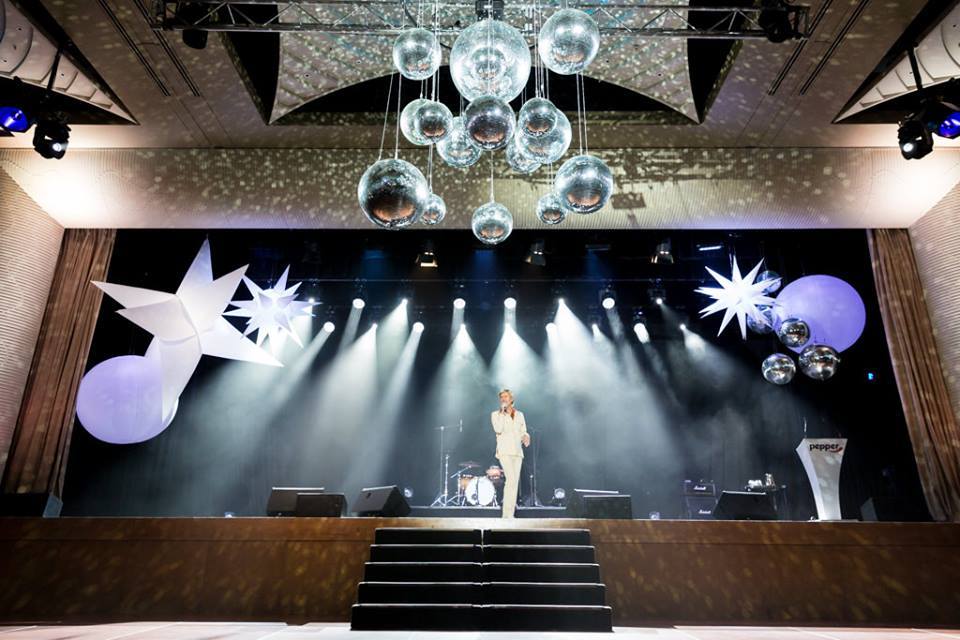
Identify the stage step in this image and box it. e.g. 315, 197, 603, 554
350, 603, 613, 632
364, 561, 482, 582
375, 528, 481, 545
485, 561, 601, 583
356, 581, 607, 606
369, 544, 481, 562
484, 544, 596, 563
352, 528, 612, 631
484, 528, 591, 546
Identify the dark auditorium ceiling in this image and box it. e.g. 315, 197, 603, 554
2, 0, 960, 230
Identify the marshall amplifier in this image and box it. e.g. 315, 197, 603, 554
684, 495, 719, 519
683, 480, 717, 497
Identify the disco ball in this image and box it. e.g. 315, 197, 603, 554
400, 99, 453, 146
537, 192, 567, 225
747, 304, 776, 334
357, 158, 429, 229
538, 8, 600, 75
437, 116, 482, 168
421, 193, 447, 225
464, 95, 515, 151
758, 269, 782, 294
450, 18, 531, 101
506, 136, 540, 174
761, 353, 796, 385
472, 201, 514, 245
554, 154, 613, 214
516, 108, 571, 164
518, 97, 561, 137
777, 317, 811, 349
798, 344, 841, 381
392, 28, 441, 80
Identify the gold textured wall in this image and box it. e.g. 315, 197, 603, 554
0, 517, 958, 626
911, 184, 960, 426
0, 173, 63, 477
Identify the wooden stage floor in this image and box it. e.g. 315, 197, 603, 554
2, 623, 960, 639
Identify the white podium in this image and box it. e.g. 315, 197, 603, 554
796, 438, 847, 520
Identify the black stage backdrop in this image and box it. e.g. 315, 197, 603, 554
62, 229, 927, 520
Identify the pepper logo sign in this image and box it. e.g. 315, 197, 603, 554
809, 442, 845, 453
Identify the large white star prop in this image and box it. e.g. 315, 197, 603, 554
696, 258, 780, 340
92, 239, 282, 420
225, 266, 315, 354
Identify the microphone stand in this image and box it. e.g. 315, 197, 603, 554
524, 428, 544, 508
430, 425, 449, 507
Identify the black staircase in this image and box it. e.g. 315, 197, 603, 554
351, 527, 613, 631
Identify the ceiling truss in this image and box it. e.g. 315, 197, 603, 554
150, 0, 810, 40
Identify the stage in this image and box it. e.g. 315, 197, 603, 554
2, 622, 960, 639
1, 517, 958, 629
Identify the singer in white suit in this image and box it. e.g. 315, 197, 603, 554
490, 389, 531, 518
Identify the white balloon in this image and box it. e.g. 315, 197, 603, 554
76, 355, 176, 444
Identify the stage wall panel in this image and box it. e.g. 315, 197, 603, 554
0, 517, 958, 627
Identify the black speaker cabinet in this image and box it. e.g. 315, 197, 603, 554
860, 497, 930, 522
713, 490, 778, 520
295, 492, 346, 517
568, 489, 625, 518
353, 485, 411, 517
582, 494, 633, 519
266, 487, 326, 516
684, 495, 719, 519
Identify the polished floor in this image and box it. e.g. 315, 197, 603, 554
2, 624, 960, 639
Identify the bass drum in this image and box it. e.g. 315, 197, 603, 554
465, 476, 496, 506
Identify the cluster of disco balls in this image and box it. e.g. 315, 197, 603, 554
357, 9, 612, 244
754, 274, 866, 385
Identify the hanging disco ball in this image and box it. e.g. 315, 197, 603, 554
537, 192, 567, 225
436, 116, 482, 168
506, 135, 540, 174
516, 108, 571, 164
421, 193, 447, 225
761, 353, 796, 385
554, 154, 613, 214
464, 95, 515, 151
538, 8, 600, 75
777, 317, 811, 349
757, 269, 782, 294
747, 304, 776, 334
392, 28, 441, 80
798, 344, 841, 381
357, 158, 429, 229
472, 201, 514, 245
518, 97, 561, 137
450, 19, 531, 101
400, 99, 453, 146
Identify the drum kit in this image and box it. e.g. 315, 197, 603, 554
428, 420, 541, 508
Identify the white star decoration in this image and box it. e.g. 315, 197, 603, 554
696, 258, 780, 340
92, 240, 282, 421
225, 266, 315, 353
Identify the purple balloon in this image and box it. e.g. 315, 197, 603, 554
774, 275, 866, 353
76, 355, 176, 444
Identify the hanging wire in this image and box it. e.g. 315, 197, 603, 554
489, 151, 495, 202
574, 69, 583, 155
427, 140, 434, 192
579, 72, 589, 154
378, 72, 396, 161
394, 74, 403, 159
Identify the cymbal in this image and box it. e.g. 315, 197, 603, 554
458, 460, 481, 468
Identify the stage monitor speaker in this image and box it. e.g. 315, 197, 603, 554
713, 490, 778, 520
684, 495, 719, 519
582, 494, 633, 519
567, 489, 620, 518
683, 480, 717, 497
0, 493, 62, 517
860, 497, 930, 522
353, 485, 411, 517
295, 492, 346, 517
266, 487, 325, 516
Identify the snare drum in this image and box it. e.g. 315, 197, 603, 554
458, 474, 476, 493
466, 476, 496, 506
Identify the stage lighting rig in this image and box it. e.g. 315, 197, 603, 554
0, 106, 30, 134
896, 48, 960, 159
599, 285, 616, 310
651, 239, 674, 265
758, 0, 803, 43
649, 282, 667, 306
525, 240, 546, 267
32, 114, 70, 160
416, 240, 438, 268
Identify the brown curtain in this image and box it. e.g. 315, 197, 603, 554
1, 229, 115, 497
868, 228, 960, 522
